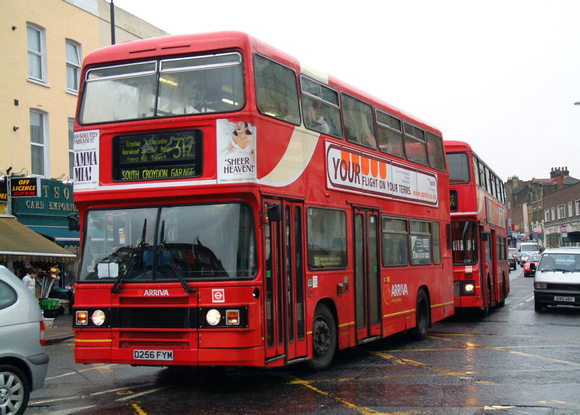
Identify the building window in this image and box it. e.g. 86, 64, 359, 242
30, 110, 48, 175
68, 118, 75, 177
551, 207, 556, 221
568, 202, 573, 218
576, 200, 580, 216
557, 204, 565, 220
66, 40, 81, 92
545, 209, 550, 222
27, 23, 47, 83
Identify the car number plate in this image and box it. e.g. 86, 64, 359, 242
134, 350, 174, 361
554, 296, 575, 302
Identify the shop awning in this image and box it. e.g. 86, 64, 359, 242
28, 225, 80, 247
0, 216, 76, 263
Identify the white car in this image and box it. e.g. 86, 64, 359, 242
0, 265, 49, 415
534, 247, 580, 312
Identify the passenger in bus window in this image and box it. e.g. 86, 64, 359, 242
347, 112, 375, 147
186, 75, 208, 113
304, 100, 330, 134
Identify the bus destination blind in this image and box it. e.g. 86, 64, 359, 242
113, 130, 202, 181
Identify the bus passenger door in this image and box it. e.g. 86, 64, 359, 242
353, 208, 382, 342
480, 228, 492, 310
263, 199, 307, 364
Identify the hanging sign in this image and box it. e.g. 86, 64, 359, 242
10, 177, 40, 197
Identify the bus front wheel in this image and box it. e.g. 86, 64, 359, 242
307, 304, 336, 371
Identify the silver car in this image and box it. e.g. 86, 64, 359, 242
534, 247, 580, 312
0, 265, 49, 415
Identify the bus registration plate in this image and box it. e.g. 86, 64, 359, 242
554, 296, 575, 303
134, 350, 174, 361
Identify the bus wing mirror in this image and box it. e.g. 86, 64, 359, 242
68, 213, 80, 231
265, 203, 281, 222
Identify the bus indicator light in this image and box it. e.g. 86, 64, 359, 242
226, 310, 240, 325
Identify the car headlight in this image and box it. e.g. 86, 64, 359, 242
206, 309, 221, 326
91, 310, 106, 326
535, 282, 548, 290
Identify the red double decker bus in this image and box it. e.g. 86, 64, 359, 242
72, 32, 453, 370
445, 141, 509, 315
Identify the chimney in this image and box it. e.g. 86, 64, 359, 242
550, 167, 566, 188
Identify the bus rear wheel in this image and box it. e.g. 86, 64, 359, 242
410, 290, 430, 341
307, 304, 336, 371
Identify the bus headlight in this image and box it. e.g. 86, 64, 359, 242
206, 309, 221, 326
91, 310, 106, 326
76, 311, 88, 326
461, 281, 476, 296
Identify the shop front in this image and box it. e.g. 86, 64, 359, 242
1, 176, 79, 289
545, 223, 580, 248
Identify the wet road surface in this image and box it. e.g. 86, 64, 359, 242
28, 268, 579, 414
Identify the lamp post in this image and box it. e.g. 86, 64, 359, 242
110, 0, 116, 45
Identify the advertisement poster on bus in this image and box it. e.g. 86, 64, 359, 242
73, 129, 100, 191
326, 142, 438, 206
217, 119, 257, 184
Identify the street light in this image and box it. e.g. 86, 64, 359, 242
575, 102, 580, 106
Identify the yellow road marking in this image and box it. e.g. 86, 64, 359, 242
131, 403, 148, 415
287, 374, 382, 414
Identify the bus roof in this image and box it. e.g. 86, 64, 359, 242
82, 31, 442, 135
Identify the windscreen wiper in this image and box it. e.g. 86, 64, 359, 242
159, 221, 194, 294
111, 219, 148, 293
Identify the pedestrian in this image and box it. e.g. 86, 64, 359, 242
22, 268, 39, 298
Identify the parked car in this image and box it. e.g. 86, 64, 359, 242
508, 248, 518, 270
534, 247, 580, 312
524, 254, 542, 277
0, 265, 49, 415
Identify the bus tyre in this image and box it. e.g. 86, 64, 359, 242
0, 364, 30, 415
307, 304, 336, 371
497, 277, 506, 308
410, 290, 430, 341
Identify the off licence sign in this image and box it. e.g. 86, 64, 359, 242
10, 177, 40, 197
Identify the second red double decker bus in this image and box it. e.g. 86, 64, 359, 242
445, 141, 510, 315
72, 32, 454, 371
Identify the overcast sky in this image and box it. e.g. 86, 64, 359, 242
113, 0, 580, 182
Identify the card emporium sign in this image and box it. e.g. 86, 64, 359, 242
326, 142, 439, 206
11, 179, 77, 218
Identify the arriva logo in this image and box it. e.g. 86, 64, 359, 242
143, 289, 170, 296
383, 283, 408, 305
391, 284, 408, 297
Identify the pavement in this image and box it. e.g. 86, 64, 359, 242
44, 313, 74, 345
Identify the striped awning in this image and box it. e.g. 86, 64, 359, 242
0, 216, 76, 263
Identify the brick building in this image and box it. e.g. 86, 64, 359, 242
505, 167, 580, 248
